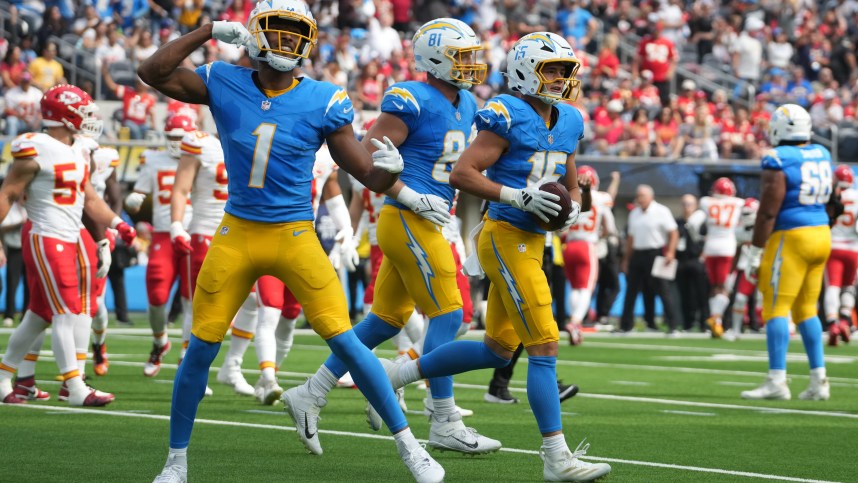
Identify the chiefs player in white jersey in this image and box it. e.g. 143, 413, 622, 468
725, 197, 760, 341
0, 84, 136, 406
700, 177, 745, 338
826, 165, 857, 346
562, 165, 613, 345
125, 115, 196, 377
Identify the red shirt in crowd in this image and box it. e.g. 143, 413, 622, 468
637, 36, 676, 82
116, 85, 156, 126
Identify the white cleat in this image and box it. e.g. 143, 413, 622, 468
722, 329, 738, 342
541, 439, 612, 482
367, 385, 405, 432
255, 379, 284, 406
281, 382, 327, 455
427, 412, 501, 455
204, 385, 213, 397
399, 442, 445, 483
216, 358, 255, 397
336, 372, 356, 388
152, 465, 187, 483
740, 377, 791, 400
423, 397, 473, 418
798, 376, 830, 401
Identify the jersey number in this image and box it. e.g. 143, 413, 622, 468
708, 203, 736, 228
250, 123, 276, 188
570, 205, 597, 232
432, 131, 466, 183
214, 162, 229, 201
799, 162, 832, 205
527, 151, 567, 185
839, 200, 855, 227
53, 163, 86, 206
156, 170, 176, 204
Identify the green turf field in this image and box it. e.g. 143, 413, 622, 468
1, 318, 856, 482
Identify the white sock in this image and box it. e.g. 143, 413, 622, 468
570, 289, 590, 324
256, 306, 279, 380
181, 297, 193, 347
824, 286, 841, 322
455, 322, 469, 339
52, 314, 84, 377
275, 316, 296, 367
18, 330, 46, 379
166, 447, 188, 468
65, 374, 88, 397
74, 314, 93, 376
149, 304, 168, 346
392, 360, 421, 389
431, 397, 456, 421
709, 293, 729, 320
840, 288, 855, 314
393, 427, 417, 448
542, 434, 569, 455
403, 310, 424, 345
768, 369, 787, 384
810, 367, 827, 380
92, 292, 108, 345
1, 310, 49, 374
395, 329, 412, 354
731, 293, 748, 334
308, 365, 338, 398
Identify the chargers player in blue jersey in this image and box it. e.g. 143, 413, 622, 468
138, 1, 444, 482
281, 18, 501, 456
742, 104, 832, 402
378, 32, 612, 482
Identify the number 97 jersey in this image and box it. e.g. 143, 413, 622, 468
762, 144, 832, 231
380, 81, 477, 210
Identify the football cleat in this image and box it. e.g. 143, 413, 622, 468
706, 317, 723, 339
204, 385, 214, 397
254, 378, 283, 405
484, 385, 518, 404
798, 376, 830, 401
13, 376, 50, 401
143, 341, 172, 377
281, 381, 327, 455
59, 379, 115, 406
2, 317, 13, 327
558, 381, 579, 403
565, 323, 583, 346
2, 392, 26, 404
152, 464, 187, 483
398, 442, 445, 483
722, 329, 738, 342
740, 377, 791, 400
839, 319, 852, 344
92, 342, 109, 376
427, 412, 502, 455
422, 397, 473, 418
216, 357, 255, 396
541, 439, 612, 482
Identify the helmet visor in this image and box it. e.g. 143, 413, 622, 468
249, 11, 317, 61
446, 46, 487, 86
535, 59, 582, 102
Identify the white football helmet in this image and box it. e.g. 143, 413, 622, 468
768, 103, 812, 146
412, 18, 486, 89
505, 32, 582, 105
247, 0, 317, 72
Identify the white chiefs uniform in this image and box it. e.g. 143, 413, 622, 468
180, 131, 227, 237
566, 190, 614, 244
311, 144, 338, 218
134, 149, 193, 231
90, 148, 120, 199
699, 195, 744, 257
350, 175, 386, 246
831, 188, 858, 251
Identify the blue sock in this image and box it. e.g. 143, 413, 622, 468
798, 316, 825, 369
326, 330, 407, 433
423, 309, 463, 399
420, 340, 509, 378
766, 317, 790, 371
527, 356, 562, 434
170, 335, 221, 448
323, 313, 400, 378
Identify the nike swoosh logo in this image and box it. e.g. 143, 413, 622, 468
392, 101, 404, 110
293, 230, 308, 237
452, 436, 479, 449
343, 106, 353, 113
304, 413, 316, 439
478, 114, 491, 124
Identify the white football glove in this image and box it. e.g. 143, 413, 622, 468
212, 21, 252, 47
370, 136, 404, 174
337, 227, 360, 273
397, 185, 451, 226
746, 245, 764, 284
125, 192, 145, 211
499, 178, 561, 223
561, 200, 582, 231
96, 239, 111, 278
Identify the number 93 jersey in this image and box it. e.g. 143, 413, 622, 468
195, 62, 353, 223
478, 94, 584, 233
381, 81, 477, 210
762, 144, 832, 231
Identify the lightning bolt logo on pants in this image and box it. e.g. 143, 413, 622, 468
770, 234, 785, 307
491, 234, 530, 335
401, 212, 440, 310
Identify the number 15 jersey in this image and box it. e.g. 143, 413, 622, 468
762, 144, 832, 231
195, 62, 353, 223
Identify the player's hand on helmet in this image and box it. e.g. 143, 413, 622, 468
212, 21, 253, 47
336, 227, 359, 272
111, 218, 137, 245
500, 178, 561, 223
370, 136, 404, 174
124, 192, 145, 211
170, 221, 193, 255
397, 186, 451, 226
561, 200, 582, 231
96, 239, 111, 278
746, 245, 764, 284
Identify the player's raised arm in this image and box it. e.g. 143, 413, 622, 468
326, 123, 401, 193
138, 23, 216, 105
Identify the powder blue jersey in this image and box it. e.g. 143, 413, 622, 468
478, 94, 584, 233
761, 144, 832, 231
195, 62, 353, 223
380, 81, 477, 209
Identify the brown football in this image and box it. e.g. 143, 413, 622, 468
535, 181, 572, 231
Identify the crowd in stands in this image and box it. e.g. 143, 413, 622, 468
1, 0, 858, 157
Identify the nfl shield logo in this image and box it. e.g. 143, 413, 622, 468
261, 100, 271, 111
220, 226, 229, 236
547, 134, 554, 144
518, 244, 526, 253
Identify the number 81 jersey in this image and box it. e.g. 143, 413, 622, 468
762, 144, 832, 231
380, 81, 477, 210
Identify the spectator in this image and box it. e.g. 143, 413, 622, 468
95, 23, 128, 68
674, 194, 708, 332
787, 66, 813, 107
766, 28, 794, 70
4, 72, 42, 136
810, 88, 844, 138
28, 41, 65, 91
681, 104, 719, 160
1, 45, 28, 91
36, 6, 67, 54
658, 0, 685, 48
759, 67, 790, 102
178, 0, 205, 33
219, 0, 253, 25
116, 0, 150, 31
829, 36, 857, 87
334, 33, 359, 78
618, 184, 680, 334
676, 79, 698, 121
731, 16, 764, 88
365, 10, 402, 62
632, 20, 677, 105
1, 201, 28, 328
103, 64, 156, 139
356, 60, 384, 110
557, 0, 598, 51
589, 99, 625, 155
633, 70, 662, 113
720, 106, 758, 159
624, 107, 652, 157
19, 36, 37, 64
71, 4, 100, 35
689, 0, 715, 64
592, 32, 620, 91
322, 60, 348, 89
652, 106, 682, 158
130, 28, 157, 64
391, 0, 413, 32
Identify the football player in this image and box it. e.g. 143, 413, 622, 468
379, 33, 613, 481
700, 177, 745, 338
282, 17, 500, 457
0, 85, 136, 406
125, 115, 196, 378
139, 1, 442, 481
725, 197, 760, 341
743, 104, 833, 401
824, 164, 857, 346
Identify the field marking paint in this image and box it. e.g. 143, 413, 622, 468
1, 404, 842, 483
661, 410, 716, 417
658, 354, 855, 364
716, 381, 759, 387
609, 380, 651, 386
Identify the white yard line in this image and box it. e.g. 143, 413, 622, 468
660, 410, 717, 417
1, 403, 842, 483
